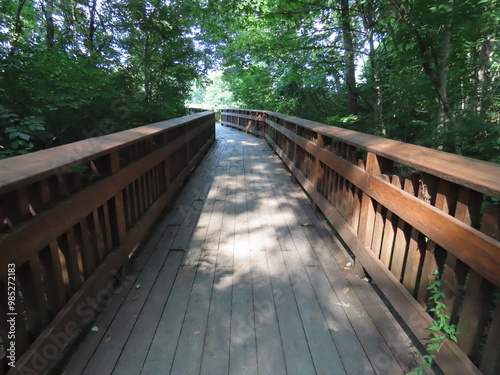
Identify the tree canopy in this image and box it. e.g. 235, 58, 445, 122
1, 0, 499, 163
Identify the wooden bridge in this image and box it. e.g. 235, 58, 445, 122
0, 110, 499, 374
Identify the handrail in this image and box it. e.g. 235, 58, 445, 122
0, 111, 215, 374
220, 108, 500, 375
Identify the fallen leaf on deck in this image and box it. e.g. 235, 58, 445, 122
236, 264, 243, 269
131, 296, 138, 301
343, 288, 350, 294
201, 253, 208, 258
133, 314, 139, 318
91, 326, 99, 332
194, 330, 201, 335
335, 301, 350, 308
311, 316, 318, 320
301, 223, 313, 227
103, 336, 111, 344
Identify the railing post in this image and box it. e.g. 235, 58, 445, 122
109, 151, 127, 245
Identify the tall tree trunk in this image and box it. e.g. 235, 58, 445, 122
340, 0, 357, 115
144, 33, 152, 104
41, 0, 55, 50
478, 37, 496, 117
88, 0, 98, 53
9, 0, 27, 56
361, 2, 384, 134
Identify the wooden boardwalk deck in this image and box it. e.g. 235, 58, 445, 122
60, 124, 432, 375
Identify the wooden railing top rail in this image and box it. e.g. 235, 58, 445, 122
0, 111, 213, 196
222, 109, 500, 199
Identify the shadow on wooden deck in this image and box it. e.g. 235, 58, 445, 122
59, 125, 433, 375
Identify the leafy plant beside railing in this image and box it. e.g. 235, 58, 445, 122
411, 270, 458, 374
0, 105, 48, 158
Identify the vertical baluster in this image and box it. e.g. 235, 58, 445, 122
402, 174, 426, 295
92, 210, 106, 262
78, 215, 96, 279
110, 151, 127, 244
441, 187, 482, 324
389, 176, 407, 281
58, 228, 83, 294
379, 175, 397, 267
313, 134, 324, 198
456, 205, 499, 361
416, 177, 450, 305
350, 161, 363, 234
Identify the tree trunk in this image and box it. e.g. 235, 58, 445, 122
340, 0, 357, 115
88, 0, 98, 53
41, 0, 56, 50
9, 0, 27, 56
361, 2, 384, 134
144, 33, 152, 104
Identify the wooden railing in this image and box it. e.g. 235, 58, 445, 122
0, 111, 215, 374
221, 109, 500, 375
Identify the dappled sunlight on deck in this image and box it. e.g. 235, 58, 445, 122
61, 124, 428, 375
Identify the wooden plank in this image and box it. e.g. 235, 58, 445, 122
200, 263, 232, 374
140, 265, 197, 374
110, 251, 183, 375
230, 253, 257, 374
283, 252, 346, 375
169, 254, 216, 375
305, 265, 375, 374
249, 251, 286, 375
266, 248, 316, 375
265, 137, 481, 374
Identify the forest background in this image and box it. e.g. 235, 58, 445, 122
0, 0, 498, 163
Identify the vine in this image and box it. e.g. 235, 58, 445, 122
410, 270, 458, 374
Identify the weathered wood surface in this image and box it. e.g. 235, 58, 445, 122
0, 112, 215, 375
60, 124, 428, 375
221, 109, 500, 375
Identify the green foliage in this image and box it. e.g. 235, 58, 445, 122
1, 0, 498, 165
410, 270, 458, 374
201, 0, 499, 163
0, 0, 208, 157
188, 70, 240, 109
